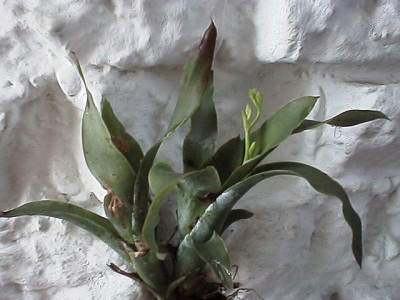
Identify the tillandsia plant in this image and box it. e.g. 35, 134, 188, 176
0, 23, 389, 300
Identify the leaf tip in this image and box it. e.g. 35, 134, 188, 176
199, 21, 217, 58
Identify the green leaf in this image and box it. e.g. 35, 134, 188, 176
0, 200, 131, 262
223, 96, 318, 189
73, 56, 136, 244
183, 71, 218, 172
167, 22, 217, 135
190, 232, 233, 289
251, 162, 363, 266
220, 209, 254, 233
101, 98, 143, 173
143, 164, 220, 258
176, 166, 221, 238
250, 96, 318, 156
74, 56, 136, 207
204, 136, 244, 184
293, 110, 390, 134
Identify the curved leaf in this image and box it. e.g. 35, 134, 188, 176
190, 232, 233, 289
0, 200, 130, 262
143, 164, 220, 258
293, 110, 390, 134
183, 71, 217, 172
101, 98, 143, 173
167, 22, 217, 135
184, 162, 362, 273
252, 162, 363, 266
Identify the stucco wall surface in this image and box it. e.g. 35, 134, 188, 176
0, 1, 399, 299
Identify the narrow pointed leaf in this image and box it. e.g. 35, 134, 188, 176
167, 22, 217, 135
293, 110, 390, 134
132, 141, 162, 240
220, 209, 254, 233
183, 71, 218, 172
251, 162, 363, 266
74, 56, 136, 207
0, 200, 130, 262
250, 96, 318, 157
101, 98, 143, 173
190, 232, 233, 289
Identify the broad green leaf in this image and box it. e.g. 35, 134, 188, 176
205, 136, 244, 184
101, 98, 143, 173
167, 22, 216, 135
0, 200, 130, 262
74, 56, 136, 207
190, 232, 233, 289
74, 57, 136, 243
251, 162, 363, 266
142, 164, 220, 258
250, 96, 318, 155
183, 71, 217, 172
220, 209, 254, 233
177, 235, 205, 278
176, 166, 221, 238
293, 110, 390, 134
132, 141, 162, 240
223, 96, 318, 189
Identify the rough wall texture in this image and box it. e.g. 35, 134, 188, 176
0, 1, 399, 299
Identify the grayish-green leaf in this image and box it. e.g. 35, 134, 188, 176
167, 22, 216, 135
190, 232, 233, 289
0, 200, 130, 262
293, 110, 390, 134
101, 98, 143, 173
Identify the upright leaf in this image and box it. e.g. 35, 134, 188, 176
73, 57, 136, 244
0, 200, 131, 262
293, 110, 390, 134
101, 98, 143, 173
183, 72, 218, 172
167, 22, 217, 135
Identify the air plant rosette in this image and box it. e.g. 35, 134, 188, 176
0, 23, 389, 300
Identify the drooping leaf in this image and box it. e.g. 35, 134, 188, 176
220, 209, 254, 233
251, 162, 363, 266
190, 232, 233, 289
204, 136, 244, 184
143, 164, 220, 258
167, 22, 217, 135
101, 98, 143, 173
223, 96, 318, 189
183, 71, 218, 172
0, 200, 131, 262
293, 110, 390, 134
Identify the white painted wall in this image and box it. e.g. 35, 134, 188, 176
0, 1, 399, 299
